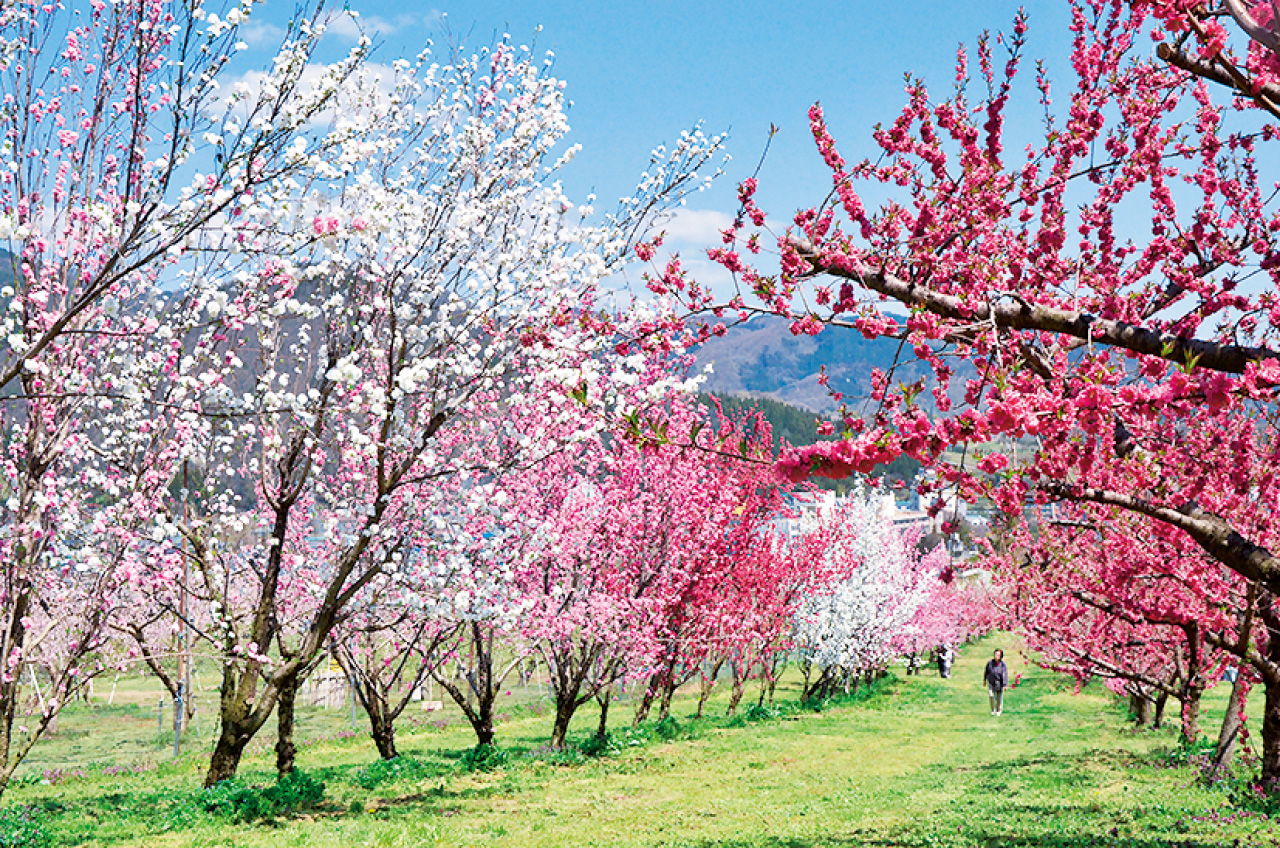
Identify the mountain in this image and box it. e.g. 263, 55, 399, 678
691, 315, 937, 413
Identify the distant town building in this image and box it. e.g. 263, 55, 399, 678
771, 488, 932, 541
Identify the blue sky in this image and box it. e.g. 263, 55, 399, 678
246, 1, 1072, 276
250, 1, 1074, 207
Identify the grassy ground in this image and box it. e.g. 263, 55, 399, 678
4, 637, 1276, 847
12, 663, 553, 777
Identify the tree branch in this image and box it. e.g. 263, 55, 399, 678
789, 237, 1279, 374
1040, 481, 1280, 592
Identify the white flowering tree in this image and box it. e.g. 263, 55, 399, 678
794, 490, 945, 701
417, 483, 541, 750
331, 470, 541, 756
137, 38, 722, 784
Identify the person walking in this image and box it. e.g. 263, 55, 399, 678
984, 649, 1009, 716
937, 644, 955, 679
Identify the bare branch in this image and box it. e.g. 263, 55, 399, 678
790, 237, 1279, 374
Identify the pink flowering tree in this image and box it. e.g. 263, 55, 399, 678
892, 572, 996, 669
644, 0, 1280, 786
510, 449, 661, 748
710, 517, 829, 716
0, 0, 372, 798
993, 507, 1241, 745
667, 529, 814, 720
502, 388, 773, 747
622, 401, 790, 725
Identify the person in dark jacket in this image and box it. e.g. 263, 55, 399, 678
984, 649, 1009, 716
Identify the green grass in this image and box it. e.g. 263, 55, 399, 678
9, 664, 556, 778
4, 638, 1276, 847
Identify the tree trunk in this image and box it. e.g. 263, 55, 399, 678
1153, 690, 1169, 729
206, 725, 253, 787
433, 671, 495, 746
204, 661, 274, 787
203, 489, 301, 787
695, 658, 724, 719
1130, 691, 1153, 727
1211, 672, 1250, 779
468, 712, 495, 746
595, 689, 611, 739
1179, 685, 1203, 746
275, 674, 299, 777
543, 644, 612, 748
1256, 589, 1280, 790
802, 668, 826, 702
347, 664, 404, 760
1174, 624, 1208, 747
371, 709, 399, 759
1262, 676, 1280, 790
633, 687, 656, 726
804, 666, 847, 702
444, 622, 514, 747
657, 680, 676, 722
726, 664, 746, 716
766, 656, 784, 705
550, 692, 577, 749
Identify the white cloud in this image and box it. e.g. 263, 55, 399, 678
238, 20, 285, 47
650, 207, 734, 247
327, 9, 442, 41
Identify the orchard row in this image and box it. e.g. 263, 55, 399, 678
7, 0, 1280, 802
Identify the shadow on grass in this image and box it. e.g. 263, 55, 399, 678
677, 831, 1238, 848
935, 747, 1148, 778
940, 833, 1236, 848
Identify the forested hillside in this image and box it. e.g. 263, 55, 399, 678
701, 393, 920, 489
